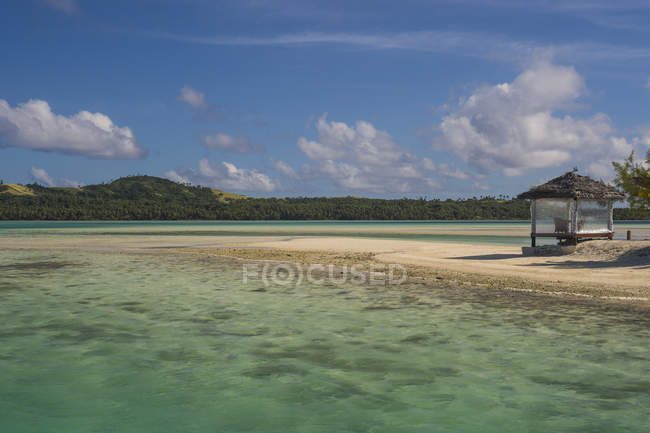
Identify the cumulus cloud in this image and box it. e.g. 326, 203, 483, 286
296, 114, 440, 193
30, 167, 56, 187
164, 170, 191, 185
177, 85, 220, 121
165, 159, 276, 192
178, 85, 206, 109
29, 167, 84, 187
436, 60, 634, 178
271, 159, 299, 178
0, 99, 145, 159
633, 128, 650, 148
43, 0, 78, 15
201, 132, 263, 153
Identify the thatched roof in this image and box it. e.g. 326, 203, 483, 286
517, 171, 625, 200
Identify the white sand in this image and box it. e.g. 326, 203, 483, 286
229, 237, 650, 294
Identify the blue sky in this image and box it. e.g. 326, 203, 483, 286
1, 0, 649, 198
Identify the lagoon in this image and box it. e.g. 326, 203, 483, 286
1, 245, 649, 432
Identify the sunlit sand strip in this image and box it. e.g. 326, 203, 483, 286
197, 236, 650, 306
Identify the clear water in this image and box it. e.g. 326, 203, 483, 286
1, 248, 648, 432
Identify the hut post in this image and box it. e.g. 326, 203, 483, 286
571, 198, 578, 235
530, 200, 536, 247
608, 200, 614, 239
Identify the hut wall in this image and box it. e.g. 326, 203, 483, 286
576, 200, 610, 234
533, 198, 572, 234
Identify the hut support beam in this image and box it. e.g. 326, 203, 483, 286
607, 201, 613, 236
530, 200, 536, 247
571, 199, 578, 234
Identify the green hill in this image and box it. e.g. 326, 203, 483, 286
75, 175, 246, 203
0, 176, 247, 220
0, 184, 36, 196
0, 175, 647, 220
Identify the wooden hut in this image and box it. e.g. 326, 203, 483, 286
518, 171, 624, 246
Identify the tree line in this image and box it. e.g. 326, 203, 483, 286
1, 175, 648, 220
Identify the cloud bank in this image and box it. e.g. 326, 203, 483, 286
165, 160, 276, 192
436, 60, 634, 178
296, 114, 443, 193
0, 99, 145, 159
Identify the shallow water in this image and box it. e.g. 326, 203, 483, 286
0, 249, 648, 432
1, 220, 649, 245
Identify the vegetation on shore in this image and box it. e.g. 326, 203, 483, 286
1, 175, 648, 220
613, 150, 650, 211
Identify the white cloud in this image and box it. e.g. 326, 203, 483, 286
422, 157, 436, 171
177, 85, 220, 121
298, 115, 413, 165
155, 30, 650, 64
30, 167, 56, 187
646, 78, 650, 90
28, 167, 84, 188
164, 170, 191, 185
43, 0, 78, 15
159, 30, 540, 64
166, 159, 276, 192
296, 114, 440, 193
201, 132, 262, 153
586, 161, 614, 181
436, 163, 470, 180
0, 99, 145, 159
178, 85, 206, 109
436, 60, 634, 178
633, 128, 650, 147
271, 159, 299, 178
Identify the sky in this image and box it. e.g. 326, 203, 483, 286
1, 0, 649, 198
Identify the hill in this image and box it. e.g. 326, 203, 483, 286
0, 184, 36, 196
0, 175, 648, 220
0, 176, 246, 220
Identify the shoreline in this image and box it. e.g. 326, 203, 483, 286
166, 248, 650, 313
173, 236, 650, 310
1, 232, 648, 310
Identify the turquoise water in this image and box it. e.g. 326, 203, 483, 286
1, 248, 649, 432
1, 220, 649, 245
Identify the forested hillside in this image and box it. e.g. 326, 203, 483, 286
0, 176, 647, 220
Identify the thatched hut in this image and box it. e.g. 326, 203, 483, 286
518, 171, 625, 246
